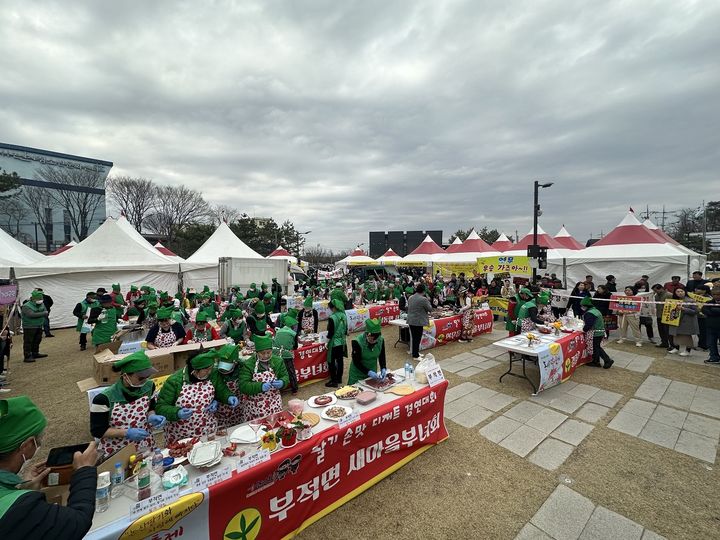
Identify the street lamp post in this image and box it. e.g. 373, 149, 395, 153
296, 230, 311, 258
531, 181, 554, 282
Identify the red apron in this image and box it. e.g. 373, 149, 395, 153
216, 378, 246, 429
164, 377, 216, 444
244, 360, 283, 421
100, 396, 154, 457
301, 312, 314, 334
154, 329, 178, 348
190, 327, 211, 343
461, 308, 473, 339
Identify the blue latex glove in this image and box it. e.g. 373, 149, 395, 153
228, 396, 239, 407
126, 427, 150, 441
380, 368, 387, 379
271, 379, 284, 389
368, 370, 380, 380
206, 400, 218, 414
147, 414, 166, 428
261, 382, 272, 392
177, 407, 194, 420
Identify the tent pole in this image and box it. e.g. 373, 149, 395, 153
562, 258, 567, 289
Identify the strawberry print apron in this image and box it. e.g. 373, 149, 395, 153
301, 312, 314, 334
215, 378, 246, 429
461, 308, 474, 340
142, 315, 158, 331
100, 396, 154, 457
190, 327, 211, 343
244, 360, 282, 421
164, 378, 216, 444
154, 328, 178, 348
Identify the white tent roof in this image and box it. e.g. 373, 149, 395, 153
185, 222, 262, 263
438, 231, 498, 262
0, 227, 45, 278
400, 235, 446, 263
154, 242, 185, 262
267, 245, 298, 264
491, 233, 514, 252
336, 248, 376, 267
15, 217, 179, 276
377, 248, 403, 264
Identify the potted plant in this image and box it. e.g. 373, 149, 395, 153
277, 423, 298, 448
260, 428, 278, 452
293, 419, 313, 441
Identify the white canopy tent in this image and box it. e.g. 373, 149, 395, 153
399, 235, 446, 265
436, 230, 498, 263
154, 242, 185, 263
376, 248, 402, 265
181, 223, 262, 291
267, 245, 298, 264
547, 212, 705, 287
0, 227, 45, 279
491, 233, 514, 252
15, 217, 181, 327
335, 248, 376, 268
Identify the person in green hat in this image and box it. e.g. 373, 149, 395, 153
20, 290, 48, 362
214, 344, 247, 429
276, 307, 299, 331
146, 308, 186, 349
536, 291, 554, 323
0, 396, 98, 538
157, 349, 238, 443
137, 299, 159, 330
580, 296, 613, 369
219, 309, 247, 343
246, 300, 275, 337
325, 298, 348, 387
273, 316, 299, 394
88, 294, 122, 348
270, 278, 283, 314
124, 296, 145, 319
514, 288, 544, 333
260, 282, 269, 297
348, 318, 387, 385
246, 282, 259, 299
125, 284, 141, 305
72, 291, 98, 351
198, 293, 219, 321
262, 292, 275, 314
506, 286, 532, 336
111, 283, 126, 307
330, 282, 349, 309
297, 296, 319, 334
399, 286, 413, 313
238, 333, 289, 419
184, 312, 220, 343
90, 351, 164, 457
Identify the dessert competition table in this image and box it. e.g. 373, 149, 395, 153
388, 309, 494, 350
284, 297, 399, 329
86, 378, 449, 540
493, 330, 592, 394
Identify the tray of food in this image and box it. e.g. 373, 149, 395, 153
321, 405, 353, 422
357, 372, 403, 392
308, 393, 337, 407
164, 437, 198, 460
334, 385, 361, 400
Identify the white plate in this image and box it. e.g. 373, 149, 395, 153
308, 394, 337, 408
320, 405, 353, 422
229, 425, 262, 444
189, 441, 221, 466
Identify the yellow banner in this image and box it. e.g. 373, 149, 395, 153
487, 296, 509, 317
396, 260, 429, 267
476, 255, 531, 276
661, 300, 682, 327
432, 262, 479, 277
687, 292, 710, 303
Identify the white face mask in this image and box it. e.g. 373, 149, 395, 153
20, 437, 40, 472
35, 300, 44, 305
124, 374, 145, 389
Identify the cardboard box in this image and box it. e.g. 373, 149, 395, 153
92, 349, 175, 385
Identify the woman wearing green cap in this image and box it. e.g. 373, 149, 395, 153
238, 333, 289, 419
246, 283, 259, 299
88, 294, 122, 348
183, 312, 220, 344
90, 351, 165, 456
111, 283, 126, 307
580, 296, 613, 369
247, 300, 275, 337
157, 350, 238, 443
215, 344, 247, 429
0, 396, 99, 539
274, 316, 299, 393
72, 291, 98, 352
137, 299, 159, 330
298, 297, 319, 334
276, 307, 299, 332
198, 293, 220, 321
348, 318, 387, 385
20, 290, 48, 362
325, 299, 348, 387
514, 288, 545, 333
146, 308, 187, 349
219, 309, 247, 343
262, 292, 275, 313
506, 287, 531, 336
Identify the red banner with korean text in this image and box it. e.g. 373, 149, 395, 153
368, 302, 400, 326
208, 383, 449, 540
293, 343, 328, 386
609, 294, 643, 313
429, 309, 494, 348
536, 330, 593, 393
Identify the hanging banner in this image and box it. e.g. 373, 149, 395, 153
609, 294, 642, 313
432, 262, 479, 277
487, 297, 509, 318
687, 292, 710, 304
476, 256, 531, 276
536, 331, 591, 393
0, 284, 18, 305
396, 260, 429, 267
294, 343, 329, 385
550, 289, 571, 309
661, 300, 682, 327
367, 303, 401, 327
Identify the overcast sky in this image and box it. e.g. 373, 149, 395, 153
1, 0, 719, 251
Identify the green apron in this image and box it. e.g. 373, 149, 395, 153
227, 321, 246, 342
587, 307, 605, 336
347, 333, 384, 385
93, 307, 119, 345
515, 300, 537, 332
328, 311, 348, 359
0, 470, 32, 520
75, 299, 99, 331
273, 327, 296, 360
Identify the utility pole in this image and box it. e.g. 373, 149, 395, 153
703, 200, 707, 254
33, 222, 38, 251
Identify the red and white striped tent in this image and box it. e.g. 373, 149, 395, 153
376, 248, 402, 265
49, 241, 77, 255
445, 237, 464, 254
553, 226, 584, 250
438, 230, 497, 263
491, 233, 514, 252
267, 245, 298, 264
400, 235, 446, 264
154, 242, 184, 262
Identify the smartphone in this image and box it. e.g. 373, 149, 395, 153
46, 443, 90, 467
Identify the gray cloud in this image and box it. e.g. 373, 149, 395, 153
1, 0, 719, 252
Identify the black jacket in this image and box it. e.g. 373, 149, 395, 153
0, 466, 96, 540
42, 294, 54, 312
702, 299, 720, 329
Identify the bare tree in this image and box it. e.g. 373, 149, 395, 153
17, 186, 53, 250
144, 185, 210, 243
0, 198, 25, 237
209, 203, 242, 226
37, 165, 106, 240
106, 176, 157, 232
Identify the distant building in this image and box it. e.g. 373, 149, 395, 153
369, 230, 443, 258
0, 142, 113, 252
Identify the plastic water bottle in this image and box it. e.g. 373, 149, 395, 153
95, 471, 111, 513
404, 361, 412, 382
152, 449, 164, 477
407, 363, 415, 384
110, 462, 124, 499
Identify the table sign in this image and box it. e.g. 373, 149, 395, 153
129, 486, 179, 517
337, 410, 361, 429
236, 449, 270, 473
426, 365, 446, 387
191, 464, 233, 491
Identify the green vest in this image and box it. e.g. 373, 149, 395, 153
347, 333, 384, 385
200, 303, 217, 321
0, 470, 31, 520
226, 321, 246, 342
329, 312, 348, 348
75, 299, 99, 331
587, 307, 606, 336
21, 301, 46, 329
93, 307, 119, 345
274, 327, 296, 359
246, 289, 258, 299
516, 300, 537, 331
